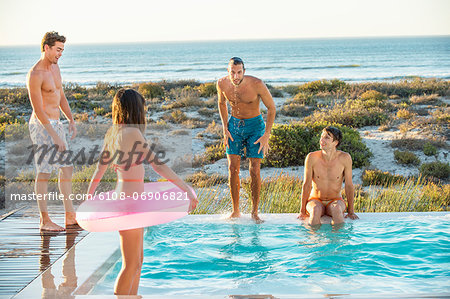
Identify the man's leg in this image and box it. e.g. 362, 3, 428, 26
249, 158, 263, 223
227, 154, 241, 218
36, 172, 64, 231
306, 200, 325, 226
326, 200, 346, 225
58, 166, 77, 226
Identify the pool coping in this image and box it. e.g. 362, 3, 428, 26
13, 212, 450, 298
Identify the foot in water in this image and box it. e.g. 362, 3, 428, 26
229, 211, 241, 219
251, 213, 264, 224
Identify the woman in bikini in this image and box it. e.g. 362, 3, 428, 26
87, 89, 197, 295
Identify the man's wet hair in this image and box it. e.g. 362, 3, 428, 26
323, 126, 342, 147
229, 57, 245, 69
41, 31, 66, 52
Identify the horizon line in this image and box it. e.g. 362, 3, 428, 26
1, 34, 449, 47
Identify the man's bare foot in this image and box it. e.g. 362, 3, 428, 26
65, 212, 79, 227
40, 221, 65, 232
229, 211, 241, 219
251, 213, 264, 224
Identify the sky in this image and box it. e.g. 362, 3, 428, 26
0, 0, 449, 46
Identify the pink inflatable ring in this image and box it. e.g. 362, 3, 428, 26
76, 181, 194, 232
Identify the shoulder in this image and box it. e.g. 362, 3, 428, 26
306, 151, 321, 162
338, 151, 352, 163
217, 76, 229, 88
27, 65, 44, 85
122, 127, 146, 143
246, 75, 264, 86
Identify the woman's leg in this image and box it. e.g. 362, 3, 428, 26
114, 228, 144, 295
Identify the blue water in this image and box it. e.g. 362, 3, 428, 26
91, 214, 450, 296
0, 37, 449, 88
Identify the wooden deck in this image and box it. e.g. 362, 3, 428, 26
0, 205, 88, 298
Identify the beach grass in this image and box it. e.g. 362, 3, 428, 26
191, 172, 449, 214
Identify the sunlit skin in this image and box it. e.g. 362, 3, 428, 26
87, 97, 198, 295
27, 40, 77, 231
298, 130, 359, 226
217, 61, 276, 223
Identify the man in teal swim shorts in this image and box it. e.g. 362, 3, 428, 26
217, 57, 276, 223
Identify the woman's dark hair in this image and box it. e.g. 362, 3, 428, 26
111, 88, 146, 133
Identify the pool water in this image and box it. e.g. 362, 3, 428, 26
90, 213, 450, 296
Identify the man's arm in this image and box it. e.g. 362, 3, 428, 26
298, 153, 313, 219
27, 71, 66, 151
57, 68, 77, 140
343, 153, 359, 219
254, 80, 276, 155
216, 80, 233, 147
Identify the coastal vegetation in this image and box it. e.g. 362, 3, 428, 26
191, 172, 449, 214
1, 77, 448, 212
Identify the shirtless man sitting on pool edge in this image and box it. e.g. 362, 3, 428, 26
298, 126, 359, 225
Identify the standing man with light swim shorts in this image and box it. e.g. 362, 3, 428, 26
27, 31, 78, 231
217, 57, 276, 223
298, 126, 359, 226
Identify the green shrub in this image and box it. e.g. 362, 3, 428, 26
391, 138, 446, 151
394, 150, 420, 165
299, 79, 347, 94
362, 169, 408, 186
264, 122, 372, 168
138, 82, 165, 99
410, 94, 439, 104
266, 84, 284, 97
423, 142, 437, 156
0, 88, 29, 105
185, 171, 227, 188
282, 85, 300, 96
292, 92, 316, 105
170, 110, 188, 123
360, 90, 387, 103
280, 102, 312, 117
93, 107, 107, 116
159, 80, 201, 91
196, 83, 217, 97
347, 78, 450, 98
431, 108, 450, 124
203, 143, 226, 163
72, 93, 86, 101
420, 161, 450, 180
304, 100, 388, 127
396, 108, 415, 119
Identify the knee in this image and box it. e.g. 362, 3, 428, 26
249, 162, 260, 178
330, 204, 344, 216
228, 164, 240, 176
124, 258, 142, 273
60, 167, 73, 178
249, 166, 260, 179
36, 172, 50, 182
309, 205, 322, 216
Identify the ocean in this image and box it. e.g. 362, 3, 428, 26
0, 36, 449, 88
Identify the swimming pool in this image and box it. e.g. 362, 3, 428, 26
88, 213, 450, 297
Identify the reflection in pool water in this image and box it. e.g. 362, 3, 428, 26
91, 214, 450, 296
